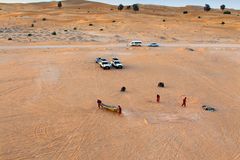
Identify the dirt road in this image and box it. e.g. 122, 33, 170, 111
0, 43, 240, 50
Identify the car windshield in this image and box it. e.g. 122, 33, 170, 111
113, 58, 118, 60
102, 62, 108, 65
115, 62, 120, 64
101, 59, 107, 61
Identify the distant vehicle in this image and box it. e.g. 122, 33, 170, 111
96, 57, 102, 63
148, 42, 160, 47
129, 40, 142, 47
100, 61, 111, 70
96, 57, 107, 64
111, 57, 123, 69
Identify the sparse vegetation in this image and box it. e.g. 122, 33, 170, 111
158, 82, 165, 88
31, 24, 34, 27
163, 19, 166, 22
126, 6, 131, 10
89, 23, 93, 26
133, 4, 139, 12
204, 4, 211, 12
118, 4, 124, 11
198, 16, 201, 19
221, 21, 225, 25
42, 18, 47, 21
220, 5, 226, 11
121, 87, 126, 92
112, 20, 116, 23
183, 11, 188, 14
100, 29, 103, 31
52, 31, 57, 35
28, 33, 32, 37
58, 1, 62, 8
224, 11, 231, 14
73, 27, 77, 30
8, 38, 12, 41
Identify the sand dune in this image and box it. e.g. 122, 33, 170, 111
0, 1, 240, 160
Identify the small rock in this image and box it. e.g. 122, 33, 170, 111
186, 48, 194, 51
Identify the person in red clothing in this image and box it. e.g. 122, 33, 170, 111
97, 99, 102, 109
157, 94, 160, 103
181, 97, 187, 107
118, 105, 122, 114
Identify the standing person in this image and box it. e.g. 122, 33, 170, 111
118, 105, 122, 114
97, 99, 102, 109
181, 97, 187, 107
157, 94, 160, 103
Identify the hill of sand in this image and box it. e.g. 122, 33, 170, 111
0, 1, 240, 160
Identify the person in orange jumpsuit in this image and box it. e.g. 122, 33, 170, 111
181, 97, 187, 107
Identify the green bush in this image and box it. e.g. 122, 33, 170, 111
223, 11, 231, 14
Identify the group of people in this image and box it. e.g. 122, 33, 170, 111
157, 94, 187, 107
97, 99, 122, 114
97, 95, 187, 115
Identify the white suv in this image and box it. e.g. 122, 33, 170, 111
111, 58, 123, 69
100, 60, 111, 70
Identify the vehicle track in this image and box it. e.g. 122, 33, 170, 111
0, 43, 240, 50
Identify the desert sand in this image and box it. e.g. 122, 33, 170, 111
0, 0, 240, 160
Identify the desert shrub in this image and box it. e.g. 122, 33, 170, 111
8, 38, 12, 40
42, 18, 47, 21
31, 24, 34, 27
198, 16, 201, 19
126, 6, 131, 10
112, 20, 116, 23
58, 1, 62, 8
52, 31, 57, 35
221, 21, 225, 25
183, 11, 188, 14
133, 4, 139, 12
121, 87, 126, 92
158, 82, 165, 88
220, 5, 225, 11
118, 4, 124, 11
89, 23, 93, 26
100, 29, 103, 31
163, 19, 166, 22
28, 33, 32, 36
204, 4, 211, 11
64, 29, 68, 32
73, 27, 77, 30
224, 11, 231, 14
